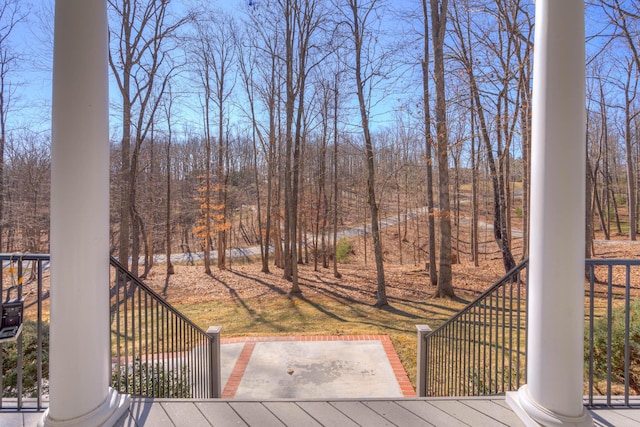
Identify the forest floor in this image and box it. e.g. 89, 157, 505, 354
140, 211, 640, 386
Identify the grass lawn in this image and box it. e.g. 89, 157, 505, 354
173, 282, 467, 387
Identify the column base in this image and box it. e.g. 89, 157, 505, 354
507, 386, 593, 427
39, 388, 130, 427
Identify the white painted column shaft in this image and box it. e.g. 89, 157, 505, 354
509, 1, 592, 426
43, 1, 129, 425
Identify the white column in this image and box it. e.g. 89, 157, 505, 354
507, 1, 592, 426
41, 1, 130, 426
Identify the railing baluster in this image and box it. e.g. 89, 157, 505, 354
524, 263, 529, 386
37, 259, 43, 410
501, 280, 506, 393
624, 264, 630, 407
124, 271, 130, 394
465, 310, 470, 396
0, 260, 4, 409
508, 276, 513, 391
606, 264, 613, 406
16, 260, 23, 409
144, 291, 149, 396
588, 264, 595, 407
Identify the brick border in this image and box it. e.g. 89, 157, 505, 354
220, 335, 415, 398
221, 342, 256, 398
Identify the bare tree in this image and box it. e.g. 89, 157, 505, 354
164, 89, 175, 275
193, 12, 238, 271
109, 0, 190, 275
420, 0, 438, 287
332, 70, 343, 279
344, 0, 388, 306
449, 0, 516, 274
600, 0, 639, 240
430, 0, 455, 298
236, 20, 271, 273
621, 57, 638, 240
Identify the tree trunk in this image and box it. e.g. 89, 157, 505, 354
470, 94, 479, 267
421, 0, 437, 287
332, 74, 341, 278
624, 74, 637, 240
585, 152, 594, 260
217, 99, 227, 269
166, 132, 174, 275
431, 0, 454, 298
204, 91, 213, 275
350, 0, 387, 306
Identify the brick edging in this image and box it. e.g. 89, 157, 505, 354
221, 342, 256, 398
378, 336, 416, 397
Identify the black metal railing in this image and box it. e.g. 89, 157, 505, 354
418, 259, 529, 397
110, 257, 221, 399
0, 254, 50, 411
585, 259, 640, 408
420, 258, 640, 408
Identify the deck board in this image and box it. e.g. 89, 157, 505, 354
591, 408, 640, 427
428, 399, 511, 426
329, 401, 397, 427
120, 399, 174, 427
395, 400, 469, 427
462, 399, 526, 426
0, 412, 24, 427
195, 402, 248, 427
296, 401, 360, 426
228, 402, 285, 427
263, 402, 323, 427
363, 400, 434, 426
4, 397, 639, 426
161, 401, 211, 427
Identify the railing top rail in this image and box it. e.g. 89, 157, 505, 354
585, 258, 640, 266
429, 258, 529, 335
0, 254, 51, 261
110, 256, 212, 340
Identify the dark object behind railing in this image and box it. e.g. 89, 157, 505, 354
0, 254, 50, 412
418, 259, 529, 398
419, 258, 640, 408
110, 257, 221, 399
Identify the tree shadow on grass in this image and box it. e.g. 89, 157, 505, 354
230, 270, 288, 296
428, 293, 470, 305
377, 302, 421, 320
205, 274, 271, 326
288, 293, 347, 323
288, 293, 415, 334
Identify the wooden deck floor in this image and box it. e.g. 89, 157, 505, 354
3, 397, 639, 426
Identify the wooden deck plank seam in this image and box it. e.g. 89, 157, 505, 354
329, 401, 381, 427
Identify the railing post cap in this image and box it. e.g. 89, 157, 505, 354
416, 325, 432, 333
206, 326, 222, 336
